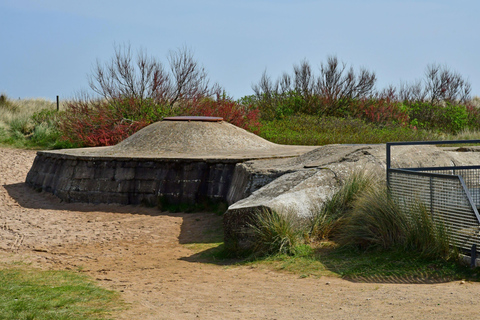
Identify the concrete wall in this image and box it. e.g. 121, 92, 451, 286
26, 152, 237, 206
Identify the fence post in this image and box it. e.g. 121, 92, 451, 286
471, 244, 477, 268
386, 143, 391, 189
430, 176, 434, 217
56, 95, 59, 111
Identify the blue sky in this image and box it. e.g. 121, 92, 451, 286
1, 0, 479, 101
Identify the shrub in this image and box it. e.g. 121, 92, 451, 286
180, 94, 261, 132
58, 98, 157, 147
466, 104, 480, 130
406, 101, 469, 133
58, 94, 260, 147
258, 114, 436, 146
424, 64, 471, 104
352, 98, 409, 126
251, 56, 376, 118
89, 44, 220, 105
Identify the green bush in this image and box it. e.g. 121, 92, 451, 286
258, 114, 436, 146
406, 101, 469, 133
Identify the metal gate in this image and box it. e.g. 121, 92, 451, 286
387, 140, 480, 253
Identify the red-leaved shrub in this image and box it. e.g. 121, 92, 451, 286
58, 95, 261, 147
180, 95, 261, 132
354, 98, 409, 126
58, 99, 150, 147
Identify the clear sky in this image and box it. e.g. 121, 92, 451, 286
1, 0, 479, 101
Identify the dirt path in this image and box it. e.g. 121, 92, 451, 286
1, 147, 480, 319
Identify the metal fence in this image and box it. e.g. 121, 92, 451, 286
387, 140, 480, 253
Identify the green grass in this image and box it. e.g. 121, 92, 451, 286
192, 240, 480, 282
247, 246, 480, 282
258, 114, 439, 145
0, 265, 123, 320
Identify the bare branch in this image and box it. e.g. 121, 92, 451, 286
425, 64, 471, 104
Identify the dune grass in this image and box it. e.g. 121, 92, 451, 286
0, 96, 73, 149
248, 171, 454, 260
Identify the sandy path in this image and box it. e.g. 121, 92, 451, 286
1, 147, 480, 319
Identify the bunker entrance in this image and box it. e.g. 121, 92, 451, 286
387, 140, 480, 254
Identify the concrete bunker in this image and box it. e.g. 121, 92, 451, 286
26, 117, 316, 207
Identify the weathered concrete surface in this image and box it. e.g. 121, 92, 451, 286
224, 144, 480, 251
26, 154, 237, 206
25, 120, 317, 206
45, 120, 316, 160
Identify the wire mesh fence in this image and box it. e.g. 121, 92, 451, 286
387, 141, 480, 254
388, 169, 480, 252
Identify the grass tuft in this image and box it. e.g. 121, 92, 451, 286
249, 209, 306, 256
308, 170, 379, 240
338, 186, 455, 260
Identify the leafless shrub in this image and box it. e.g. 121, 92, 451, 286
293, 59, 315, 99
278, 72, 292, 95
316, 56, 376, 102
376, 84, 397, 100
167, 46, 220, 105
424, 64, 471, 104
89, 44, 219, 106
398, 80, 426, 103
252, 69, 277, 98
252, 56, 377, 116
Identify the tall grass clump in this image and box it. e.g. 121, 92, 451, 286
308, 170, 379, 240
339, 187, 454, 260
249, 209, 306, 256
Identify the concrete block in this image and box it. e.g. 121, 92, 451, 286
115, 167, 136, 180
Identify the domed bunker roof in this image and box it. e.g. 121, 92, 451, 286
49, 117, 317, 160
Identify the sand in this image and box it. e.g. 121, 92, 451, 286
1, 147, 479, 319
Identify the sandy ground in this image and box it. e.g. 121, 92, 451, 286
1, 147, 480, 319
